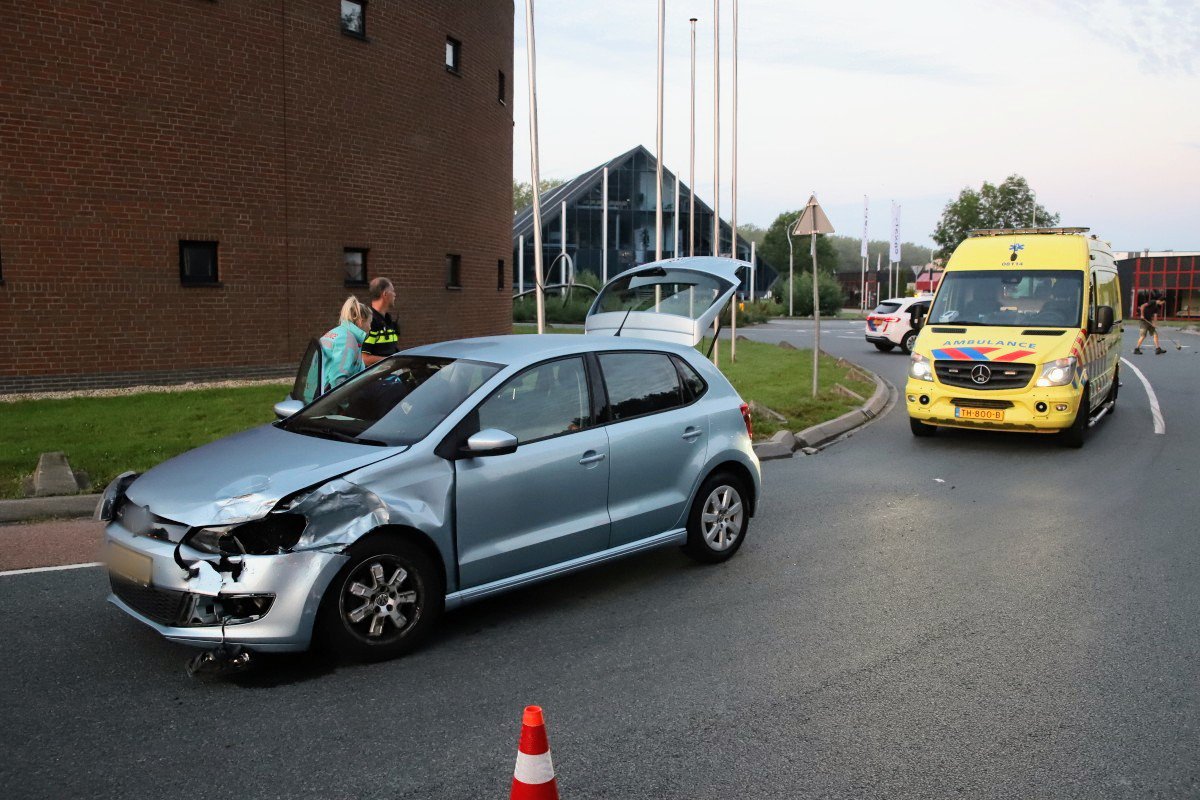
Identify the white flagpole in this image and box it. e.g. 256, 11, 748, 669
711, 0, 720, 366
655, 0, 664, 263
730, 0, 738, 362
518, 234, 524, 295
673, 170, 680, 257
601, 166, 608, 282
524, 0, 545, 333
689, 18, 697, 258
750, 240, 756, 302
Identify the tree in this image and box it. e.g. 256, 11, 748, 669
932, 175, 1059, 256
736, 223, 766, 247
758, 210, 838, 278
513, 178, 566, 215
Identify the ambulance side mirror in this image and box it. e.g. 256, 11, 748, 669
911, 304, 927, 329
1090, 305, 1114, 335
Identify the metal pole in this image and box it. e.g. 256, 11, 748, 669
712, 0, 720, 257
518, 234, 524, 295
524, 0, 545, 333
876, 252, 881, 305
655, 0, 664, 263
711, 1, 719, 365
787, 226, 794, 317
729, 0, 738, 363
689, 18, 697, 258
750, 240, 756, 302
811, 230, 820, 398
673, 169, 680, 258
602, 166, 608, 282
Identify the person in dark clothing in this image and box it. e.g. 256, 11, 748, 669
1133, 290, 1166, 355
362, 277, 400, 366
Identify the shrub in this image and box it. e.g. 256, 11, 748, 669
774, 273, 843, 317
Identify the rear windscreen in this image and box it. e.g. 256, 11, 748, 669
873, 302, 901, 314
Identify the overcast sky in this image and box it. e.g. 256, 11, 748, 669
512, 0, 1199, 252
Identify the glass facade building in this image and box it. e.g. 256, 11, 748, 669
513, 146, 775, 293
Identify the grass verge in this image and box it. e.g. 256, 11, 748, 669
0, 385, 284, 499
0, 333, 875, 497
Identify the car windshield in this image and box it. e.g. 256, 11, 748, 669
929, 270, 1083, 328
282, 356, 501, 446
593, 269, 732, 320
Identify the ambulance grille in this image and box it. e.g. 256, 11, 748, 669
935, 361, 1034, 390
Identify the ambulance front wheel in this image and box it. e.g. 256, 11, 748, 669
1059, 385, 1089, 449
909, 416, 936, 437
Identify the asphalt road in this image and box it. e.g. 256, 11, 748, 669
1, 321, 1197, 799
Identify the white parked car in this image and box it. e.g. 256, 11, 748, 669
864, 294, 933, 354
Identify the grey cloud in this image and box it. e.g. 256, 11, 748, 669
1052, 0, 1198, 74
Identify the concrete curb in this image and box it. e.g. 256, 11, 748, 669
0, 494, 101, 524
751, 366, 891, 461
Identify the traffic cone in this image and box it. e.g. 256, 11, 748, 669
510, 705, 559, 800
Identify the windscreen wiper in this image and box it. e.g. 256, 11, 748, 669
285, 424, 385, 446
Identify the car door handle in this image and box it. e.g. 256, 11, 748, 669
681, 427, 703, 441
578, 452, 607, 465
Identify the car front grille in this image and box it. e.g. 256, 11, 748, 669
950, 398, 1014, 409
110, 576, 194, 626
935, 360, 1034, 390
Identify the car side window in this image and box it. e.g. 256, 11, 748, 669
476, 357, 590, 444
599, 352, 684, 421
673, 356, 708, 401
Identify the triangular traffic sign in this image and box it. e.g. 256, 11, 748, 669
791, 194, 835, 236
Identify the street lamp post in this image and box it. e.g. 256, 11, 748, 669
786, 222, 794, 317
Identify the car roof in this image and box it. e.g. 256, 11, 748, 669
404, 333, 701, 367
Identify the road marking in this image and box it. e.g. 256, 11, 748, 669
0, 562, 103, 578
1120, 357, 1164, 434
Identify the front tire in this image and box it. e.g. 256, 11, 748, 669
682, 472, 749, 563
900, 330, 918, 354
909, 416, 936, 437
1059, 385, 1090, 448
316, 534, 443, 661
873, 341, 896, 352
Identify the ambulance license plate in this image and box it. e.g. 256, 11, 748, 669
955, 407, 1004, 422
108, 543, 153, 585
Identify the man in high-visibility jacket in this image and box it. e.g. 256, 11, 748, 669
362, 277, 400, 366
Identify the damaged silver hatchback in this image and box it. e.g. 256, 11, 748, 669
100, 258, 761, 661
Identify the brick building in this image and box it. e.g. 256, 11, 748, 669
0, 1, 514, 393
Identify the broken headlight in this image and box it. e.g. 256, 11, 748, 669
190, 513, 308, 556
96, 471, 139, 522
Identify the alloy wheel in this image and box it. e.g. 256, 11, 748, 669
339, 556, 420, 643
701, 484, 744, 551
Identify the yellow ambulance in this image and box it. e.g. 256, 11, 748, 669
905, 227, 1121, 447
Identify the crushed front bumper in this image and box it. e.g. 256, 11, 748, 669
104, 521, 347, 652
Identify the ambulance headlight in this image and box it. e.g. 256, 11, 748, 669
1036, 357, 1077, 387
909, 352, 933, 382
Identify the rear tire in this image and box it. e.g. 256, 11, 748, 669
900, 330, 918, 355
909, 416, 936, 437
1059, 385, 1090, 449
873, 342, 896, 352
682, 472, 749, 564
315, 534, 443, 661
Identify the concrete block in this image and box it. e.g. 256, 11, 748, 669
750, 401, 788, 424
832, 383, 865, 403
752, 440, 794, 461
777, 340, 798, 350
768, 429, 797, 450
33, 452, 84, 497
0, 494, 101, 523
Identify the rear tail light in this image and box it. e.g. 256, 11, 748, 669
740, 402, 753, 438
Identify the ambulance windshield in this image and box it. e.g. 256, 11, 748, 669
930, 270, 1083, 328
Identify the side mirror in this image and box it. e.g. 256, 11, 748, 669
911, 305, 928, 328
1091, 305, 1114, 335
463, 428, 518, 457
274, 398, 304, 420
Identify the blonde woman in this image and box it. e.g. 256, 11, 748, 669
320, 296, 373, 392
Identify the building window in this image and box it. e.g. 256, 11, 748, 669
341, 1, 366, 39
497, 259, 505, 290
179, 241, 219, 286
344, 248, 368, 286
446, 254, 462, 288
445, 37, 461, 73
498, 70, 506, 104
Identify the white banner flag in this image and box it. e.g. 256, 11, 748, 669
860, 196, 869, 259
889, 202, 902, 263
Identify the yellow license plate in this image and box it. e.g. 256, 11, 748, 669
108, 543, 153, 585
955, 407, 1005, 422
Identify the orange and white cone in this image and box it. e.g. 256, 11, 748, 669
510, 705, 559, 800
